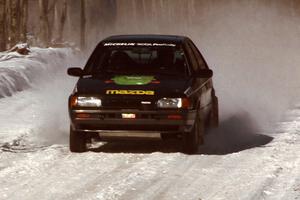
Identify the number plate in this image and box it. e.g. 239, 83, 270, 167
122, 113, 136, 119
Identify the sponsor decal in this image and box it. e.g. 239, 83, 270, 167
104, 42, 176, 47
112, 76, 155, 85
104, 42, 135, 46
106, 90, 155, 95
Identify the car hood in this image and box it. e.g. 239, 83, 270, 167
75, 75, 191, 98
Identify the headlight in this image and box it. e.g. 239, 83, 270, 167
157, 98, 183, 108
71, 96, 102, 107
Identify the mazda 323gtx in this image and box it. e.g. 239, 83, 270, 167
67, 35, 219, 154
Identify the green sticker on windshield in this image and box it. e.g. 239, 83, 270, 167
112, 76, 155, 85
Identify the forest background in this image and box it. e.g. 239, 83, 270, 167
0, 0, 299, 52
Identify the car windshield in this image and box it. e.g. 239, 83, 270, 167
85, 44, 188, 76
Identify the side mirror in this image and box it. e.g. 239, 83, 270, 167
194, 69, 213, 78
67, 67, 83, 77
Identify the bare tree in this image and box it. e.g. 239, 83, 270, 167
39, 0, 57, 46
9, 0, 20, 47
48, 0, 57, 42
20, 0, 28, 43
80, 0, 86, 50
0, 0, 6, 51
58, 0, 67, 42
39, 0, 49, 46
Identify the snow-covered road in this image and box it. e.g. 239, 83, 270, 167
0, 48, 299, 200
0, 105, 299, 200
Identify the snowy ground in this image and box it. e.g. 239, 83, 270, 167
0, 48, 299, 200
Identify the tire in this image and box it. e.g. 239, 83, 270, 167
209, 95, 219, 128
69, 126, 87, 153
182, 110, 204, 154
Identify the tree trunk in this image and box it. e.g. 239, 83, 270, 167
80, 0, 86, 50
9, 0, 20, 47
39, 0, 49, 46
58, 0, 67, 42
20, 0, 28, 43
0, 0, 6, 51
48, 0, 57, 43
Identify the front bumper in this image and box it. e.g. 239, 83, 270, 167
69, 109, 196, 135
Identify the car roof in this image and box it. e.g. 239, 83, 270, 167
101, 34, 188, 45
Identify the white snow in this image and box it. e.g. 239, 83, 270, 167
1, 1, 300, 198
0, 116, 299, 200
0, 47, 79, 147
0, 47, 73, 98
0, 37, 299, 200
0, 47, 299, 200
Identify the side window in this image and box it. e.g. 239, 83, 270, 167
184, 42, 199, 73
188, 41, 208, 70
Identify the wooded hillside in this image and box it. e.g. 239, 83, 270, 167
0, 0, 299, 51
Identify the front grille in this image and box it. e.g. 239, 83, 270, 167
102, 97, 155, 109
74, 112, 166, 120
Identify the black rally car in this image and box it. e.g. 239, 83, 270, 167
67, 35, 218, 154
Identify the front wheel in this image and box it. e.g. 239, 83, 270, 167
182, 110, 204, 154
209, 95, 219, 128
69, 126, 87, 153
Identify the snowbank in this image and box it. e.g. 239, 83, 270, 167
0, 47, 73, 98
